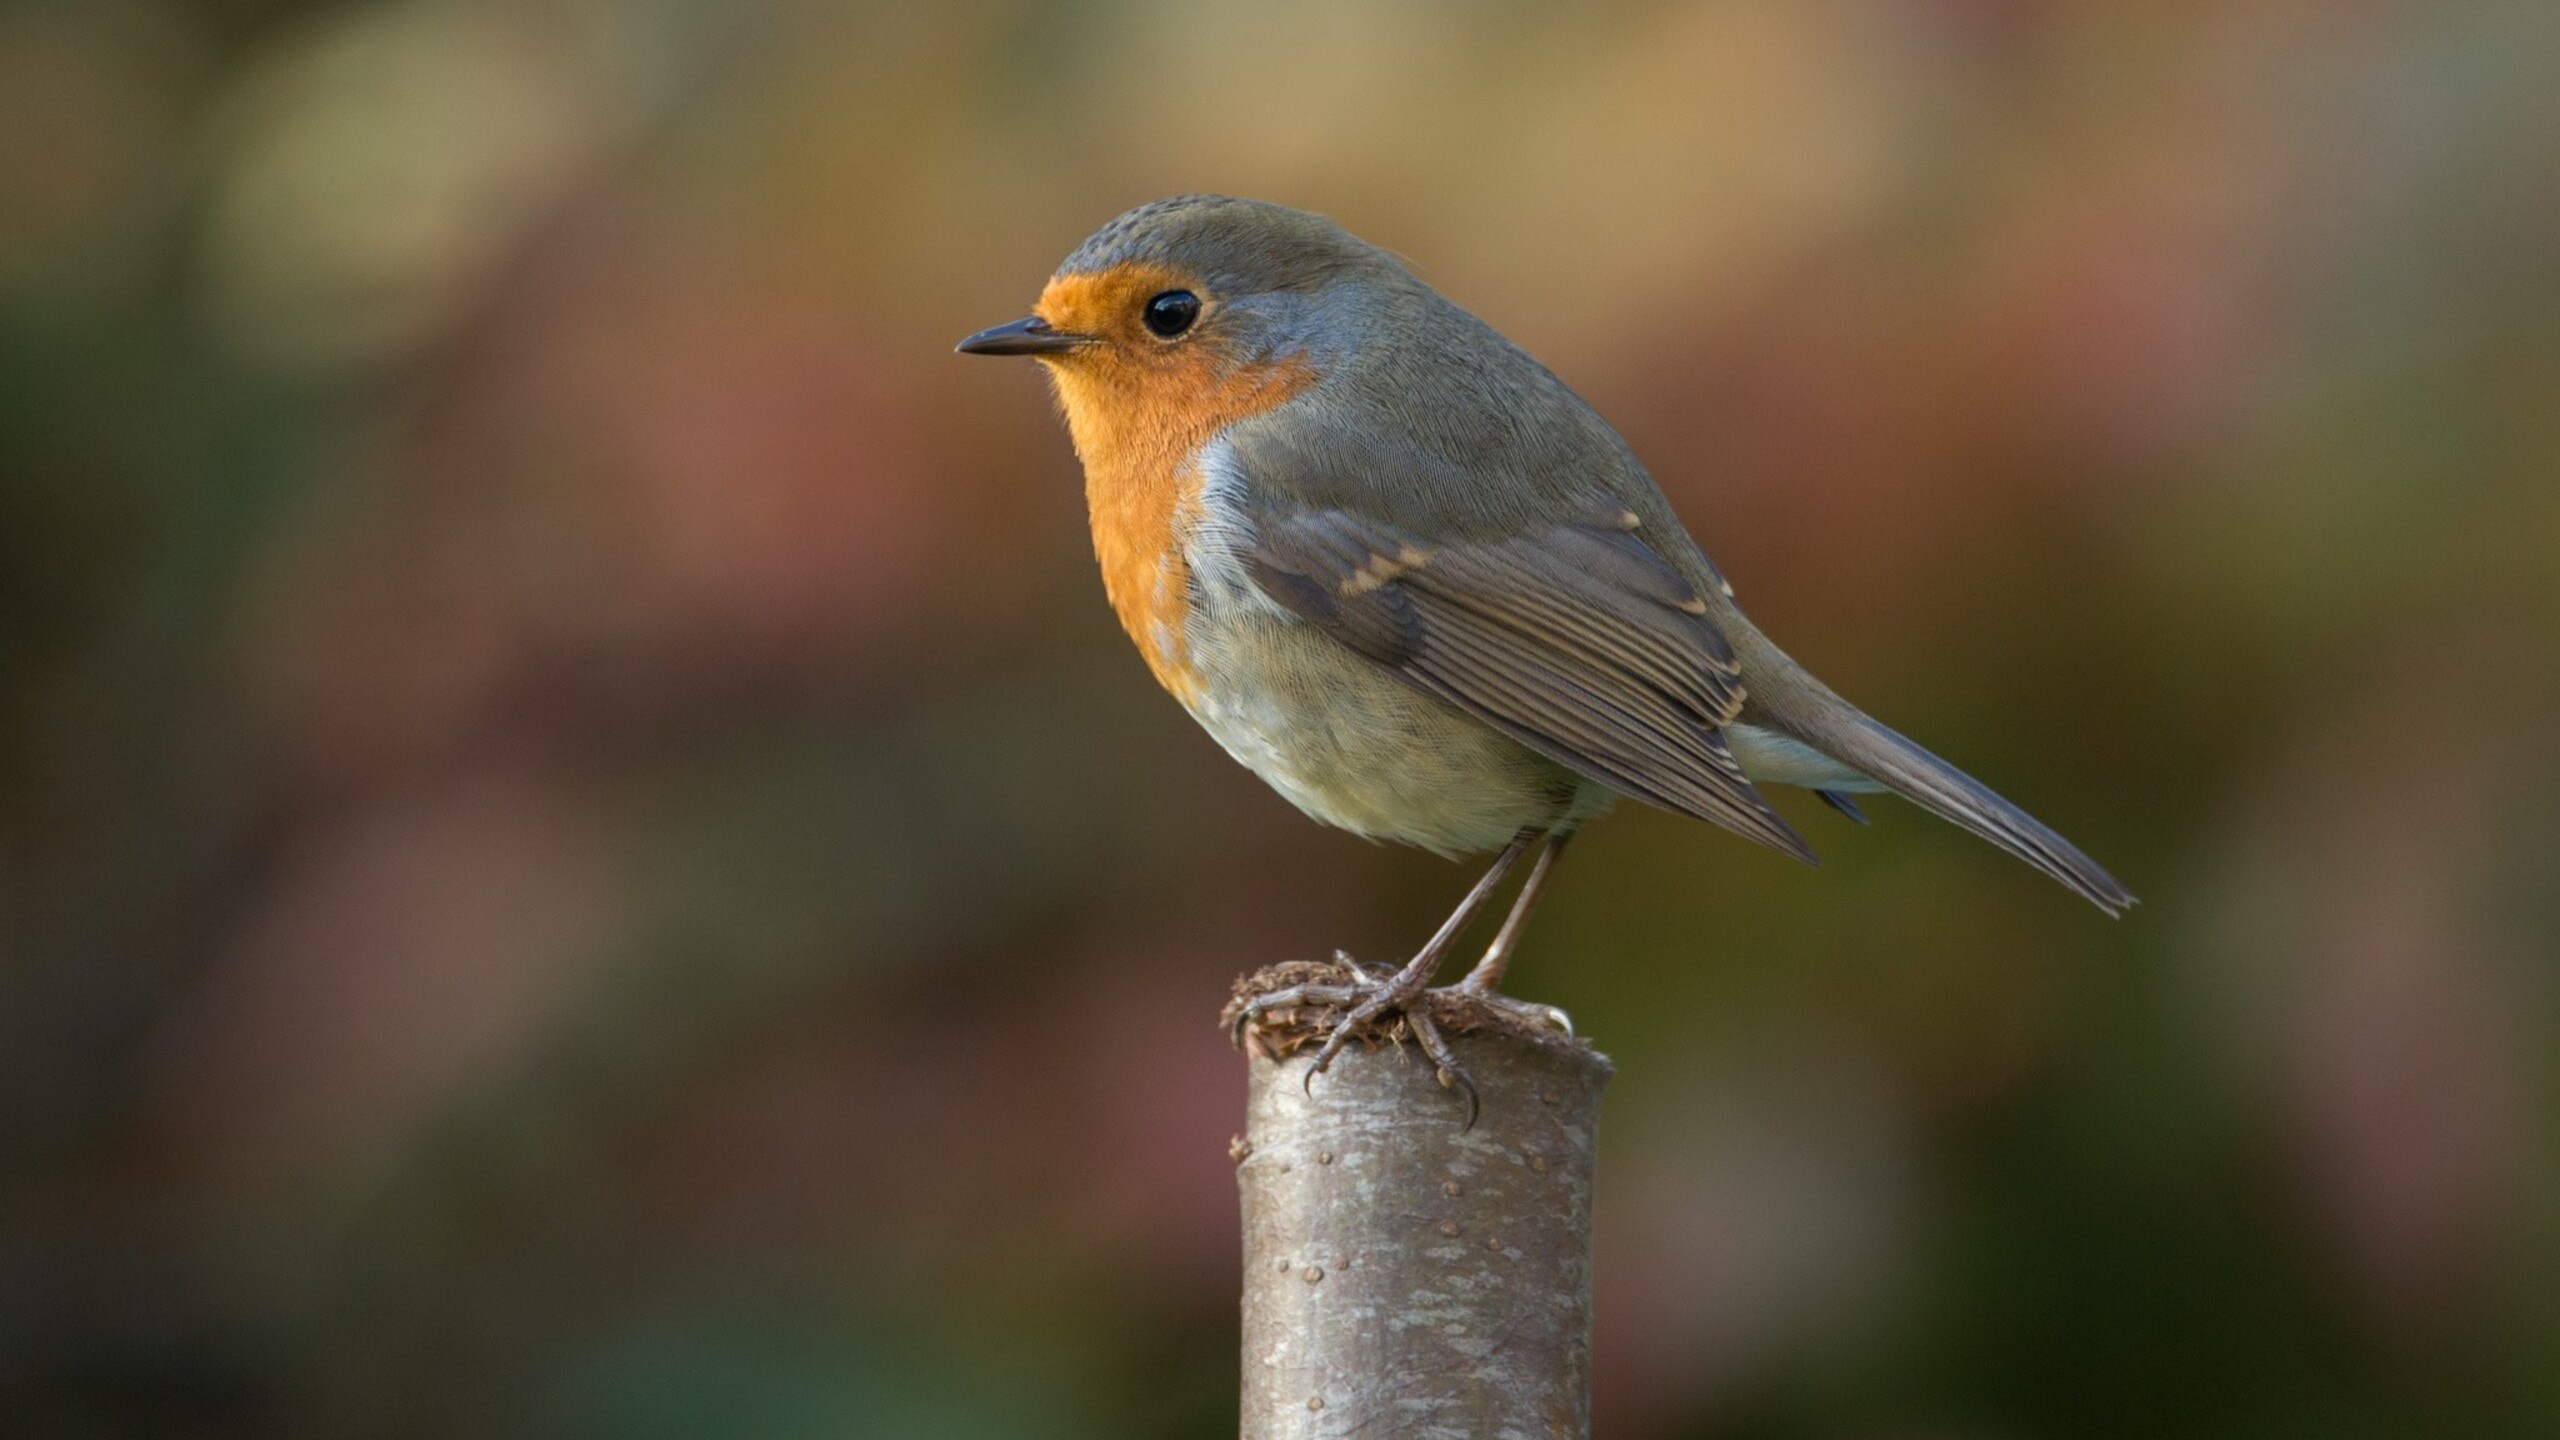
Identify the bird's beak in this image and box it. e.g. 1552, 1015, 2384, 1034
955, 316, 1090, 356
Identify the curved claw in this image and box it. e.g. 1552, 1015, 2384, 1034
1437, 1063, 1481, 1132
1401, 1006, 1479, 1131
1298, 1029, 1357, 1097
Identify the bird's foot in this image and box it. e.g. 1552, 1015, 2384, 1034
1228, 952, 1479, 1121
1226, 955, 1573, 1129
1451, 983, 1576, 1040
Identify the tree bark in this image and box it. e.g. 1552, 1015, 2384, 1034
1228, 961, 1613, 1440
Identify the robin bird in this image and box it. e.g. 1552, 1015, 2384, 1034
960, 195, 2132, 1106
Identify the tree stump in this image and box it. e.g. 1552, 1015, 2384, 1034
1229, 960, 1613, 1440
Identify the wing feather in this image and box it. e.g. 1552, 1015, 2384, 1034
1244, 507, 1814, 864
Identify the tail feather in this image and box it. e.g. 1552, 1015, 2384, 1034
1813, 789, 1871, 824
1793, 711, 2135, 915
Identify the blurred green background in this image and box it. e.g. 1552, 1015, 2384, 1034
5, 1, 2558, 1435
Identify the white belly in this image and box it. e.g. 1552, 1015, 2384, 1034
1178, 606, 1604, 856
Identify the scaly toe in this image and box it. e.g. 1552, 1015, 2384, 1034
1298, 983, 1420, 1091
1229, 982, 1364, 1047
1446, 986, 1575, 1038
1401, 1008, 1480, 1130
1333, 950, 1393, 984
1302, 999, 1381, 1079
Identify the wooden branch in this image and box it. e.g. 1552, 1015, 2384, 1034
1228, 961, 1613, 1439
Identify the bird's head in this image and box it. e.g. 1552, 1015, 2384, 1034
959, 196, 1400, 453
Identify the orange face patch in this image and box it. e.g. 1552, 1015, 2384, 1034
1033, 263, 1314, 702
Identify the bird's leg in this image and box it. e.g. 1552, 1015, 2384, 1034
1456, 830, 1571, 996
1230, 830, 1539, 1095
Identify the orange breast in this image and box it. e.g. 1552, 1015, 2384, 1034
1039, 272, 1315, 703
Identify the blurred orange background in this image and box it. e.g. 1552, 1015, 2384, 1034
5, 1, 2557, 1435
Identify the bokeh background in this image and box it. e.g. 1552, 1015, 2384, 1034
6, 1, 2558, 1435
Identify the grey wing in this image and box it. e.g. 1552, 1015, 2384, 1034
1241, 506, 1816, 865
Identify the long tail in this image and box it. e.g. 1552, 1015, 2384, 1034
1778, 702, 2136, 915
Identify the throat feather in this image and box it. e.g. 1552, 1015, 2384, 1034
1049, 354, 1314, 703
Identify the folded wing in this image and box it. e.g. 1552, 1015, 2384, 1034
1241, 506, 1816, 864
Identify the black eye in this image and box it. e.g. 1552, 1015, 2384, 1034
1142, 290, 1201, 338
